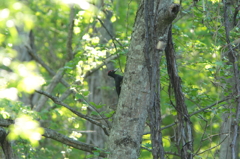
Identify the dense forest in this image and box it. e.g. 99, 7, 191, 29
0, 0, 239, 158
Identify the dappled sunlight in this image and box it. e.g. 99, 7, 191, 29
8, 115, 44, 147
12, 2, 22, 10
2, 57, 11, 66
62, 0, 90, 10
0, 9, 10, 19
22, 75, 45, 92
0, 87, 18, 100
210, 0, 221, 3
15, 62, 45, 93
69, 131, 82, 140
0, 0, 238, 158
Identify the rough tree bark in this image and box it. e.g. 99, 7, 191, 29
106, 0, 180, 158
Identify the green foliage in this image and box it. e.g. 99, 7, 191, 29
0, 0, 239, 158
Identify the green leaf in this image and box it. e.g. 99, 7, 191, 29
143, 143, 152, 148
105, 111, 115, 117
93, 152, 100, 156
75, 94, 84, 99
91, 111, 98, 116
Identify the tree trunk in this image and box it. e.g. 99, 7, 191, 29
106, 1, 180, 158
219, 113, 233, 159
165, 26, 193, 158
0, 128, 16, 159
220, 0, 240, 158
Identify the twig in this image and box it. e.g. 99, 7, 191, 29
195, 119, 208, 155
143, 122, 177, 135
96, 17, 125, 49
190, 97, 232, 117
195, 135, 229, 156
96, 17, 125, 72
83, 54, 118, 79
78, 98, 111, 128
161, 122, 177, 131
35, 90, 109, 136
141, 146, 152, 152
202, 132, 229, 142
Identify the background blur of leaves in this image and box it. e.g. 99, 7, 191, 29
0, 0, 239, 158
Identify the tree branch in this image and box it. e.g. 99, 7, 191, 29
195, 135, 228, 156
190, 96, 232, 117
165, 25, 193, 158
0, 119, 107, 158
34, 68, 65, 111
96, 17, 125, 72
35, 90, 109, 136
25, 44, 70, 88
96, 17, 125, 49
83, 54, 118, 79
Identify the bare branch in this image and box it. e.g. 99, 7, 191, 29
143, 122, 177, 136
195, 135, 229, 156
190, 97, 232, 117
0, 119, 107, 157
35, 90, 109, 136
78, 98, 111, 128
34, 68, 65, 111
195, 119, 208, 155
96, 17, 125, 49
43, 127, 107, 157
202, 132, 229, 142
